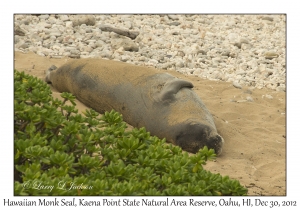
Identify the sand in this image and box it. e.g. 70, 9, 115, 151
14, 51, 286, 195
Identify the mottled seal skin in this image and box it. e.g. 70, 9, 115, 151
45, 59, 224, 155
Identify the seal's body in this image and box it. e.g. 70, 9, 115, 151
46, 59, 224, 154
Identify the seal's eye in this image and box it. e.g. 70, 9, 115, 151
201, 128, 209, 139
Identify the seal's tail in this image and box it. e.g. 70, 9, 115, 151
45, 65, 57, 83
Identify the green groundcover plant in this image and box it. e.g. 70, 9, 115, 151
14, 70, 248, 196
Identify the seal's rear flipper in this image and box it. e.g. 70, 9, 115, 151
45, 65, 57, 83
160, 79, 194, 101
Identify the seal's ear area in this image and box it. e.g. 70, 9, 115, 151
160, 79, 194, 101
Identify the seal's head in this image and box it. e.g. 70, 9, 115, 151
174, 123, 224, 155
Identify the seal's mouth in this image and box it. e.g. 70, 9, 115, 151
206, 134, 224, 155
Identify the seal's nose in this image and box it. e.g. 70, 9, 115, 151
207, 134, 224, 155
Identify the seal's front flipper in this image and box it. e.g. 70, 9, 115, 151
160, 79, 194, 101
45, 65, 57, 83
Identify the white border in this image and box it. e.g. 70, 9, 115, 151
2, 0, 299, 209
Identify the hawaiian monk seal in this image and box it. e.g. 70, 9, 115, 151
45, 58, 224, 155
